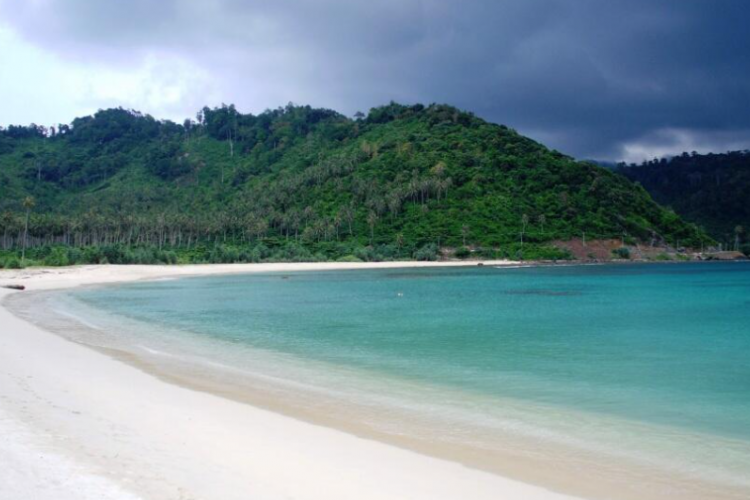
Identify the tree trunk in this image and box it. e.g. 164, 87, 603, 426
22, 210, 30, 261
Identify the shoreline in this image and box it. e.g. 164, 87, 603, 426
1, 261, 748, 500
1, 257, 745, 293
0, 260, 522, 291
0, 260, 590, 500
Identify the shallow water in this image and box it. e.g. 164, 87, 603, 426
23, 262, 750, 498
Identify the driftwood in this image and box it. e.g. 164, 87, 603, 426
1, 284, 25, 291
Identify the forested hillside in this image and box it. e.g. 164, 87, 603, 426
618, 151, 749, 253
0, 103, 710, 266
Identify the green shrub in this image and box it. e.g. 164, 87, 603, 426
354, 246, 382, 262
528, 246, 574, 261
130, 247, 156, 264
43, 247, 71, 267
5, 257, 22, 269
354, 246, 374, 262
336, 254, 363, 263
208, 245, 242, 263
83, 247, 105, 264
254, 244, 271, 261
243, 248, 261, 263
612, 247, 631, 259
414, 243, 439, 261
500, 243, 572, 261
271, 243, 314, 262
454, 247, 471, 259
66, 247, 84, 264
373, 244, 399, 260
162, 251, 178, 264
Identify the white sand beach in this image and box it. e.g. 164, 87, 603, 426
1, 261, 586, 500
0, 261, 522, 292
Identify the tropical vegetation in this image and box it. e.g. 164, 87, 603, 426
618, 151, 749, 255
0, 102, 711, 267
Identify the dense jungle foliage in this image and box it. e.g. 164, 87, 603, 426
618, 151, 749, 254
0, 103, 710, 266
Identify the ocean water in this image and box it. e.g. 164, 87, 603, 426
28, 263, 750, 497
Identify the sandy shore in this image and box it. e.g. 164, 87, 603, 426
1, 261, 585, 500
0, 260, 522, 291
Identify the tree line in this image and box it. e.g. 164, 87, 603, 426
0, 102, 715, 267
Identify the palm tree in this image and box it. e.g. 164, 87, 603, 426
395, 233, 404, 252
520, 214, 529, 246
333, 214, 342, 240
22, 196, 35, 262
1, 211, 14, 250
461, 224, 469, 247
538, 214, 546, 234
339, 205, 355, 236
367, 212, 378, 245
735, 225, 744, 251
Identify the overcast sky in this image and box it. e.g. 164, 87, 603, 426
1, 0, 748, 162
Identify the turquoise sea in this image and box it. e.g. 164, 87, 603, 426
27, 262, 750, 498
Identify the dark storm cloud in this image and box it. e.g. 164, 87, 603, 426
1, 0, 748, 160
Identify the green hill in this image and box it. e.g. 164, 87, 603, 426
618, 151, 749, 253
0, 103, 710, 266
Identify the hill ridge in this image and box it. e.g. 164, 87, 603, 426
0, 102, 710, 265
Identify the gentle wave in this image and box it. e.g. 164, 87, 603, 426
11, 263, 750, 499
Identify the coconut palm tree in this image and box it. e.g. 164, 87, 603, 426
367, 211, 378, 245
395, 233, 404, 253
22, 196, 35, 262
735, 225, 744, 251
521, 214, 529, 246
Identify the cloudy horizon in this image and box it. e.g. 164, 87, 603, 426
1, 0, 748, 163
